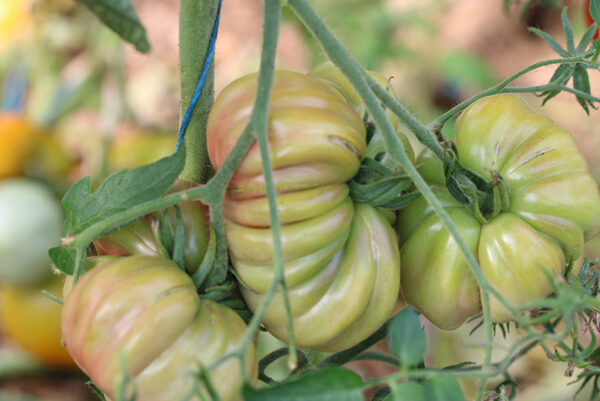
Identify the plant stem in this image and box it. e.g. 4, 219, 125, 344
251, 1, 297, 367
428, 52, 594, 132
287, 4, 530, 399
229, 0, 291, 379
179, 0, 218, 183
368, 80, 445, 161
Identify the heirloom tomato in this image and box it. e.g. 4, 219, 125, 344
207, 70, 400, 351
0, 178, 62, 286
397, 94, 600, 330
94, 180, 209, 275
309, 61, 415, 165
61, 256, 257, 401
0, 274, 76, 369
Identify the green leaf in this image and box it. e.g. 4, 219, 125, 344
388, 307, 427, 368
62, 149, 184, 236
561, 8, 575, 53
573, 64, 594, 114
576, 24, 598, 53
48, 246, 80, 275
539, 63, 575, 105
423, 377, 466, 401
388, 382, 426, 401
243, 368, 364, 401
371, 387, 391, 401
591, 0, 600, 25
76, 0, 151, 53
529, 27, 569, 57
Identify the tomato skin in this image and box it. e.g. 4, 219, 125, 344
61, 256, 256, 401
0, 178, 63, 286
397, 94, 600, 330
309, 61, 415, 165
0, 275, 77, 369
208, 71, 400, 351
109, 131, 176, 172
207, 70, 366, 199
94, 180, 210, 275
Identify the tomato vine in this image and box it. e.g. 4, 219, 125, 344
47, 0, 600, 400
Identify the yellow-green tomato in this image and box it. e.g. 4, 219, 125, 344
0, 275, 77, 369
207, 70, 400, 351
309, 61, 415, 165
61, 256, 256, 401
94, 180, 210, 275
0, 178, 62, 286
397, 94, 600, 330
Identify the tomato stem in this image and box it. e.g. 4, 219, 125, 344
178, 0, 219, 184
429, 51, 595, 133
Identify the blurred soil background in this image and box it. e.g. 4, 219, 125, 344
0, 0, 599, 400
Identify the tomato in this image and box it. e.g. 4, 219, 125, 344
397, 94, 600, 330
61, 256, 257, 401
0, 274, 77, 369
309, 61, 415, 170
109, 131, 177, 172
207, 70, 400, 351
0, 113, 38, 179
94, 180, 210, 275
0, 178, 62, 286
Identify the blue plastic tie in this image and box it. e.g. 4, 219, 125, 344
176, 0, 223, 152
1, 63, 28, 113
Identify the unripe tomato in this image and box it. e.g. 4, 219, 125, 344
0, 274, 77, 369
207, 70, 400, 351
61, 256, 257, 401
397, 94, 600, 330
94, 180, 210, 275
0, 113, 38, 179
309, 62, 415, 169
0, 178, 62, 286
109, 131, 177, 172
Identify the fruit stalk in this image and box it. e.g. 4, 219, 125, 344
178, 0, 219, 183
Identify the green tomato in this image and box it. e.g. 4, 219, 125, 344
207, 70, 401, 351
397, 94, 600, 330
94, 180, 210, 275
309, 61, 415, 166
0, 178, 62, 286
61, 256, 257, 401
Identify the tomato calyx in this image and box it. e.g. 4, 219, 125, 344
443, 148, 510, 223
349, 157, 419, 208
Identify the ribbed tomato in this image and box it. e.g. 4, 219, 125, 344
397, 94, 600, 330
61, 256, 257, 401
207, 70, 400, 351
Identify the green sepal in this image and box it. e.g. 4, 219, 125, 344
349, 157, 417, 209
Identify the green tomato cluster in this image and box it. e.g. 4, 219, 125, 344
59, 66, 600, 401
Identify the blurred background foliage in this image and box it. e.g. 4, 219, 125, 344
0, 0, 599, 400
